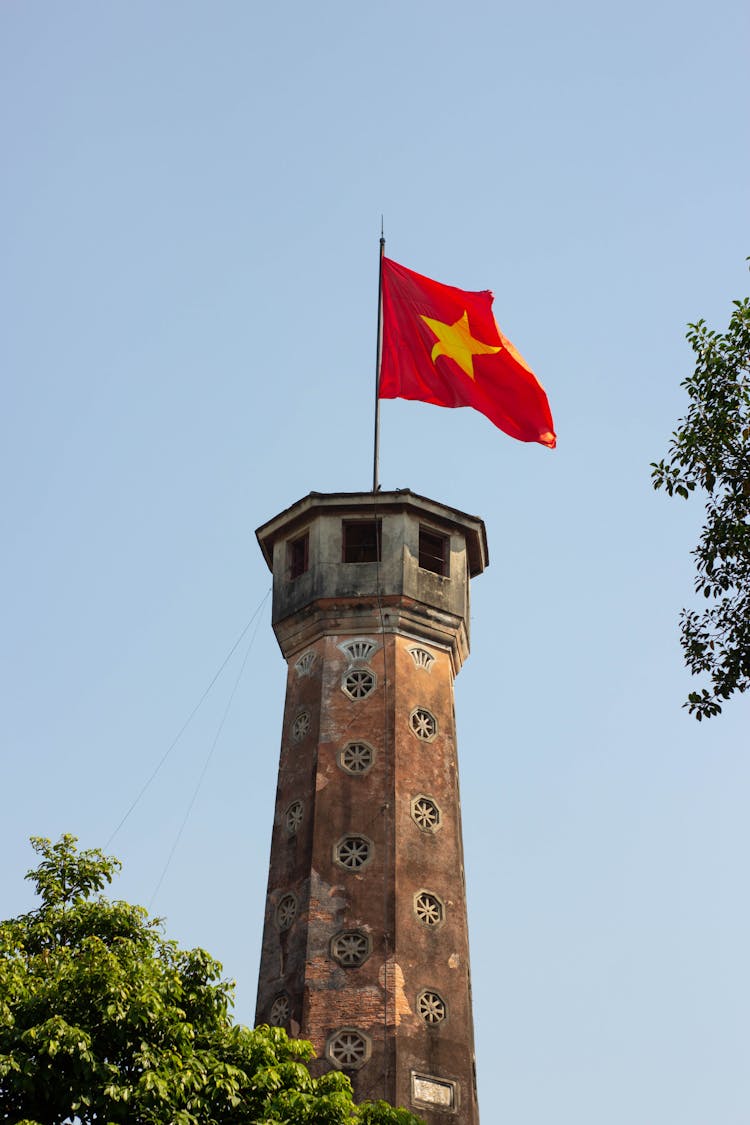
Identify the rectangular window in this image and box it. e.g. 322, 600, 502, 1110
288, 532, 309, 579
343, 520, 381, 563
419, 526, 449, 576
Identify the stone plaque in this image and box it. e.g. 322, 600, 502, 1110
412, 1073, 456, 1108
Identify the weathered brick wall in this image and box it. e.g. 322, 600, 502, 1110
256, 627, 478, 1122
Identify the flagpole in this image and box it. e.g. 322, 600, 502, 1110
372, 225, 385, 492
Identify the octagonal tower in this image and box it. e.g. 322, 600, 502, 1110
255, 490, 487, 1123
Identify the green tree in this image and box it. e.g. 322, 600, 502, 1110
0, 835, 422, 1125
651, 287, 750, 719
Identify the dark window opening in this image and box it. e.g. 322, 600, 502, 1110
419, 527, 449, 576
288, 532, 309, 579
343, 520, 381, 563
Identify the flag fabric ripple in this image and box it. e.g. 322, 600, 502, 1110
378, 257, 556, 449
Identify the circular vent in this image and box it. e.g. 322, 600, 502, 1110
417, 989, 447, 1025
269, 994, 290, 1027
284, 800, 303, 835
409, 708, 437, 741
274, 893, 297, 931
291, 711, 311, 742
411, 794, 441, 832
331, 930, 371, 967
326, 1028, 371, 1069
339, 741, 375, 775
334, 835, 373, 870
414, 890, 444, 926
342, 669, 376, 700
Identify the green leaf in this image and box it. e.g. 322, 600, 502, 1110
653, 280, 750, 720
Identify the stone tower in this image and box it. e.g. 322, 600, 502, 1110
255, 490, 487, 1122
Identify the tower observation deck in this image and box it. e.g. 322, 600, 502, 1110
255, 489, 487, 1123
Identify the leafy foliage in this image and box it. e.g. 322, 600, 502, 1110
0, 835, 423, 1125
651, 287, 750, 719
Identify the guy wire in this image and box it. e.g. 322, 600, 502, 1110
148, 604, 264, 910
106, 587, 271, 848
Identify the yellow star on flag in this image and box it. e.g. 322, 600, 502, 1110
420, 310, 501, 381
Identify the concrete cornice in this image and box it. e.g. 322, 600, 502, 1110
272, 594, 470, 676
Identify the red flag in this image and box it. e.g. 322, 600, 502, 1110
379, 257, 556, 448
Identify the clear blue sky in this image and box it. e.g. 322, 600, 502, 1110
2, 3, 748, 1122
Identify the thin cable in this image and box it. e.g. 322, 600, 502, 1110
106, 587, 271, 848
148, 605, 264, 910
